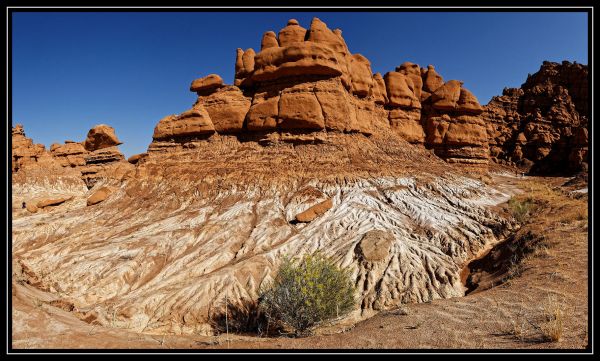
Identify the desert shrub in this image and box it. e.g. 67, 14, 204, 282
508, 197, 535, 224
259, 252, 355, 336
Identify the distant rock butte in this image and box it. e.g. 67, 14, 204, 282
148, 17, 489, 166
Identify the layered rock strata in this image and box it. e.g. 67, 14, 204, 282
149, 17, 489, 166
13, 124, 133, 189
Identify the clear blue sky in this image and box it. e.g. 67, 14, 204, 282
12, 11, 588, 157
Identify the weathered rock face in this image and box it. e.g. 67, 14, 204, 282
421, 78, 489, 165
12, 18, 590, 340
12, 124, 53, 172
482, 61, 588, 174
371, 73, 388, 105
422, 65, 444, 97
397, 62, 423, 101
127, 153, 147, 165
252, 42, 343, 82
13, 124, 132, 189
51, 141, 88, 168
13, 132, 514, 336
193, 86, 251, 134
277, 18, 307, 47
350, 54, 374, 97
149, 17, 488, 165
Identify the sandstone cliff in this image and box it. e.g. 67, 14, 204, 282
482, 60, 588, 174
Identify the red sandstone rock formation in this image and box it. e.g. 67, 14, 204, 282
83, 124, 122, 152
295, 198, 333, 223
12, 124, 54, 172
482, 61, 588, 174
12, 124, 133, 188
420, 79, 489, 165
190, 74, 224, 94
87, 187, 112, 206
146, 17, 488, 166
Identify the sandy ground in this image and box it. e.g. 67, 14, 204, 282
11, 174, 589, 351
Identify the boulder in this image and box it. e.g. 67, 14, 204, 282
389, 108, 424, 144
422, 65, 444, 94
371, 73, 388, 105
314, 79, 361, 132
245, 92, 280, 131
37, 197, 70, 209
83, 124, 122, 152
152, 108, 215, 140
278, 84, 325, 130
295, 198, 333, 223
190, 74, 224, 94
356, 230, 394, 262
242, 48, 256, 75
87, 187, 111, 206
456, 88, 484, 114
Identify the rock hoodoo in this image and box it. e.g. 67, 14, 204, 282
148, 17, 489, 166
12, 124, 133, 188
12, 124, 53, 172
482, 60, 588, 174
83, 124, 122, 152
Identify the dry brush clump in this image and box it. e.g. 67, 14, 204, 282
539, 294, 566, 342
258, 252, 356, 336
507, 196, 535, 224
498, 294, 567, 343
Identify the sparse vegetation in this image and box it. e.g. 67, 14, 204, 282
540, 295, 565, 342
499, 294, 567, 344
507, 196, 535, 224
259, 252, 356, 336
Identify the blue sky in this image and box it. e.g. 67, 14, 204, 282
12, 11, 588, 157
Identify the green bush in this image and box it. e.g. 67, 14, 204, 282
259, 252, 356, 336
508, 197, 534, 224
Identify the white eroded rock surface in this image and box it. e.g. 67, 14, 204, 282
13, 174, 513, 335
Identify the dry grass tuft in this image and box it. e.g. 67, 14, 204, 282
539, 295, 565, 342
